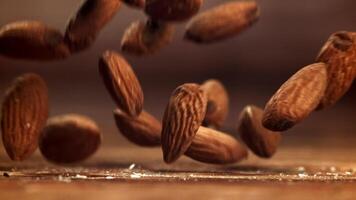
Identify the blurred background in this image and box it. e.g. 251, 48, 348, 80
0, 0, 355, 150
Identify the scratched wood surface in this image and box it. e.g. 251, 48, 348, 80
1, 140, 356, 200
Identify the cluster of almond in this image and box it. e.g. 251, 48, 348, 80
1, 73, 102, 163
0, 0, 259, 60
0, 0, 355, 166
99, 29, 356, 165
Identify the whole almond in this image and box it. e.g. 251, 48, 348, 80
65, 0, 122, 52
185, 1, 259, 43
200, 79, 229, 128
121, 19, 175, 56
316, 31, 356, 109
113, 109, 161, 146
1, 73, 48, 161
145, 0, 202, 22
0, 21, 70, 61
186, 126, 248, 164
238, 105, 281, 158
99, 50, 144, 117
262, 63, 328, 131
161, 83, 207, 163
39, 114, 101, 164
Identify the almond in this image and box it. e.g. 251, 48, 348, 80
262, 63, 328, 131
121, 19, 175, 56
65, 0, 122, 52
186, 126, 247, 164
316, 31, 356, 109
145, 0, 202, 22
1, 73, 48, 161
238, 105, 281, 158
161, 83, 207, 163
185, 1, 259, 43
39, 114, 101, 164
113, 109, 161, 146
200, 79, 229, 129
0, 21, 70, 61
99, 50, 144, 117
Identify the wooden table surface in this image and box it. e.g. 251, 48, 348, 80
1, 141, 356, 200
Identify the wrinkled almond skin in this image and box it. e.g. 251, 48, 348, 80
316, 31, 356, 109
99, 50, 144, 117
200, 79, 229, 129
185, 1, 259, 43
0, 21, 70, 61
161, 83, 207, 163
113, 109, 161, 146
262, 63, 328, 132
121, 19, 175, 56
39, 114, 101, 164
1, 73, 49, 161
186, 126, 248, 164
123, 0, 145, 8
238, 105, 281, 158
145, 0, 202, 22
65, 0, 122, 52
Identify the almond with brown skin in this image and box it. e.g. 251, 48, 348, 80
186, 126, 247, 164
145, 0, 202, 22
185, 1, 259, 43
262, 63, 328, 131
113, 109, 161, 146
39, 114, 101, 164
161, 83, 207, 163
238, 105, 281, 158
1, 73, 48, 161
0, 21, 70, 61
65, 0, 122, 52
121, 19, 175, 56
200, 79, 229, 129
99, 50, 144, 117
316, 31, 356, 109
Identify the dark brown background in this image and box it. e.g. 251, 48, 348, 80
0, 0, 355, 148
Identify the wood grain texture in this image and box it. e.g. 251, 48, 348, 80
200, 79, 229, 129
186, 126, 248, 164
64, 0, 122, 52
262, 63, 328, 131
1, 73, 48, 161
316, 31, 356, 109
39, 114, 101, 164
113, 109, 161, 146
185, 0, 259, 43
145, 0, 202, 22
0, 21, 70, 61
99, 50, 144, 117
238, 105, 281, 158
121, 19, 175, 56
161, 83, 207, 163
